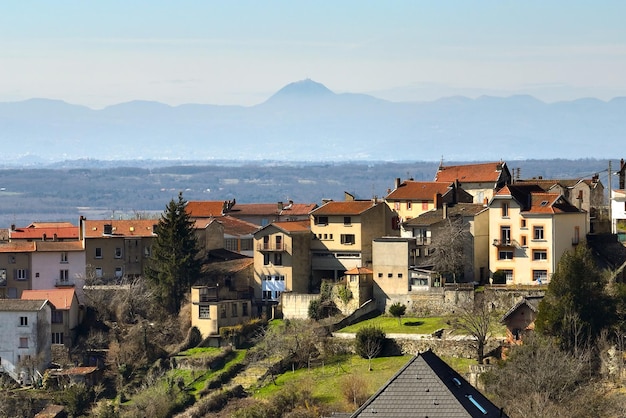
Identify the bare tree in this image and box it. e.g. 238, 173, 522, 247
428, 215, 470, 283
452, 294, 496, 364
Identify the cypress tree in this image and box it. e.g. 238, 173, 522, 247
146, 192, 201, 314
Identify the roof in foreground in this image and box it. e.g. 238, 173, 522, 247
435, 161, 507, 183
350, 349, 507, 418
0, 299, 48, 312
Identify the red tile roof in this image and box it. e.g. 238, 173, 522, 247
272, 220, 311, 233
310, 200, 379, 216
22, 288, 77, 310
0, 241, 36, 252
9, 225, 79, 240
386, 181, 452, 200
435, 161, 506, 183
186, 201, 227, 217
495, 186, 581, 214
82, 219, 157, 238
35, 241, 84, 252
218, 216, 260, 236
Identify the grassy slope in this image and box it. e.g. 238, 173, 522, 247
338, 316, 449, 334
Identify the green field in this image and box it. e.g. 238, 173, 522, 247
338, 316, 449, 334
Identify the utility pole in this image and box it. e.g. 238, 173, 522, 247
609, 160, 613, 234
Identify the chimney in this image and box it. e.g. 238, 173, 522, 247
434, 193, 442, 209
577, 190, 583, 209
620, 158, 626, 190
483, 197, 488, 207
443, 202, 448, 219
42, 233, 47, 241
10, 224, 15, 231
277, 201, 284, 211
453, 179, 460, 204
395, 178, 401, 189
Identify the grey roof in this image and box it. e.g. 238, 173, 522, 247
350, 350, 507, 418
0, 299, 48, 312
403, 203, 487, 227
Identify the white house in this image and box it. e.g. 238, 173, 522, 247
611, 189, 626, 239
0, 299, 52, 385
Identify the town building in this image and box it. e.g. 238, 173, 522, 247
0, 299, 52, 385
488, 184, 587, 285
21, 288, 81, 348
0, 241, 36, 298
190, 285, 252, 342
31, 240, 87, 302
434, 161, 512, 204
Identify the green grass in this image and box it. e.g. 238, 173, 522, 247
338, 316, 449, 334
252, 354, 412, 409
177, 346, 223, 357
440, 356, 478, 374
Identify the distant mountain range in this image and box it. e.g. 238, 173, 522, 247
1, 79, 624, 164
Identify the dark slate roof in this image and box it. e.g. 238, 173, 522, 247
350, 350, 507, 418
0, 299, 48, 312
403, 203, 486, 227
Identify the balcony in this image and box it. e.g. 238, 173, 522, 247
492, 239, 521, 248
414, 237, 431, 245
55, 280, 75, 287
257, 243, 290, 252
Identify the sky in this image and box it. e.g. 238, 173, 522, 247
2, 1, 626, 108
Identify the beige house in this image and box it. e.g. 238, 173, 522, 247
434, 161, 512, 203
0, 241, 36, 298
21, 288, 81, 348
190, 286, 252, 339
372, 237, 420, 311
80, 218, 157, 283
310, 200, 394, 285
385, 179, 472, 222
489, 184, 587, 285
253, 220, 312, 303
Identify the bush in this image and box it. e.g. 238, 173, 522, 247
355, 326, 386, 361
491, 270, 506, 284
388, 302, 406, 324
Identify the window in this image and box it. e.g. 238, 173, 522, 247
573, 226, 580, 245
0, 269, 6, 286
499, 250, 513, 260
144, 246, 151, 257
533, 226, 544, 240
422, 201, 429, 210
503, 270, 514, 282
520, 219, 527, 228
275, 235, 282, 249
19, 337, 28, 348
95, 268, 103, 278
232, 303, 238, 317
344, 216, 352, 226
19, 316, 28, 326
502, 202, 509, 217
115, 247, 123, 258
533, 270, 548, 282
407, 201, 412, 211
52, 332, 64, 345
263, 253, 270, 265
95, 247, 102, 259
199, 306, 210, 319
16, 269, 28, 281
59, 269, 69, 283
51, 310, 63, 324
273, 253, 282, 266
242, 303, 248, 316
262, 290, 272, 300
60, 252, 68, 263
394, 201, 400, 210
341, 234, 356, 245
533, 250, 547, 261
521, 235, 527, 246
115, 267, 123, 278
378, 273, 383, 278
274, 291, 282, 299
388, 273, 393, 278
220, 305, 227, 318
500, 226, 511, 244
398, 273, 403, 278
9, 255, 16, 264
315, 216, 328, 225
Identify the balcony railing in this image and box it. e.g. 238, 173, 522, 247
414, 237, 431, 245
55, 280, 75, 287
257, 243, 289, 252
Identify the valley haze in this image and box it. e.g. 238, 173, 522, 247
1, 80, 624, 164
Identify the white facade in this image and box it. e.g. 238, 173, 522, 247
0, 300, 52, 385
611, 189, 626, 235
31, 243, 87, 302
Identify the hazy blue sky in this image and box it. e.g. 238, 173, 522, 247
2, 1, 625, 108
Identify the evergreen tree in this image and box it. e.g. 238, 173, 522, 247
535, 244, 615, 353
145, 192, 201, 314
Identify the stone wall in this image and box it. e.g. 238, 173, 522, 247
281, 293, 319, 319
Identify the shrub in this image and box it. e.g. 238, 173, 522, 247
388, 302, 407, 325
491, 270, 506, 284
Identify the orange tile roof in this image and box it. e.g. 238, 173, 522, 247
22, 288, 77, 310
435, 161, 506, 183
310, 200, 379, 216
83, 219, 157, 238
0, 241, 36, 252
186, 201, 227, 217
35, 241, 84, 252
495, 186, 581, 214
10, 225, 79, 240
218, 216, 260, 236
273, 220, 311, 233
386, 181, 452, 200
